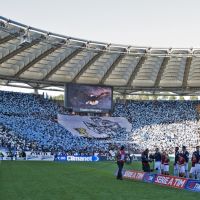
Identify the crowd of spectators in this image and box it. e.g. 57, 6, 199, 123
0, 90, 200, 155
113, 101, 200, 153
0, 91, 111, 154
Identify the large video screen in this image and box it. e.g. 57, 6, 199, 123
66, 84, 113, 113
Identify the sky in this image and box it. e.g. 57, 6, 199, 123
1, 0, 200, 48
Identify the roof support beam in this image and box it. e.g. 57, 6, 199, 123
154, 57, 170, 88
182, 56, 192, 89
127, 56, 146, 86
42, 45, 85, 81
14, 45, 62, 78
0, 75, 65, 86
100, 52, 126, 84
0, 38, 41, 64
0, 35, 14, 45
72, 48, 106, 83
0, 74, 199, 94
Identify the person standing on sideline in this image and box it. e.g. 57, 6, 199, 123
153, 148, 162, 174
116, 145, 125, 180
163, 152, 170, 175
193, 146, 200, 179
174, 147, 180, 176
161, 152, 165, 174
177, 153, 186, 177
141, 149, 151, 172
182, 146, 189, 178
190, 154, 197, 179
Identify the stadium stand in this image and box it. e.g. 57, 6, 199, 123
0, 91, 112, 154
0, 91, 200, 155
113, 100, 200, 153
1, 17, 200, 156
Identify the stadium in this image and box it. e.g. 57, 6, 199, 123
1, 1, 200, 200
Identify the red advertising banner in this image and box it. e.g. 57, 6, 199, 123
120, 170, 200, 192
123, 170, 145, 181
154, 174, 188, 189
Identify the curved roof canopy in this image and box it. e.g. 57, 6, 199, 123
0, 16, 200, 95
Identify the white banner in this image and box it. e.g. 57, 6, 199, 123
57, 114, 132, 138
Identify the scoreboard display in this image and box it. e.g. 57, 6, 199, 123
66, 83, 113, 113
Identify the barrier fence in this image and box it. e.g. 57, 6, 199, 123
0, 154, 119, 161
0, 155, 101, 162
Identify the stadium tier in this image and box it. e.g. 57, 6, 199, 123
1, 16, 200, 94
1, 16, 200, 155
0, 91, 200, 154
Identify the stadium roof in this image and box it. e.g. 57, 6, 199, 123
1, 16, 200, 95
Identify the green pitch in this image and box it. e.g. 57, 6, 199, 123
1, 161, 200, 200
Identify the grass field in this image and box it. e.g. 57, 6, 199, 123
1, 161, 200, 200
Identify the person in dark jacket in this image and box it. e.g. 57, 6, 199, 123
174, 147, 180, 176
116, 146, 125, 180
153, 148, 162, 174
193, 146, 200, 179
182, 146, 189, 178
141, 149, 151, 172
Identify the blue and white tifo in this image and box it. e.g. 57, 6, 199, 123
55, 155, 99, 162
